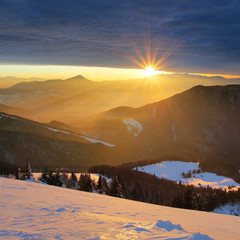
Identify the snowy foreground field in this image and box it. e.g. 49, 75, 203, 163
134, 161, 240, 190
1, 177, 240, 239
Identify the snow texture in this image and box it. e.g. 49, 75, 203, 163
46, 126, 115, 147
1, 177, 240, 239
79, 135, 115, 147
135, 161, 240, 190
213, 202, 240, 216
122, 118, 143, 136
46, 127, 70, 134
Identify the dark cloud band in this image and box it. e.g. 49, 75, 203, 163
0, 0, 239, 74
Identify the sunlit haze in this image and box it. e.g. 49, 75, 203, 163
0, 65, 239, 84
0, 65, 152, 81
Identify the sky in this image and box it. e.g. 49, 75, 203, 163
0, 0, 240, 79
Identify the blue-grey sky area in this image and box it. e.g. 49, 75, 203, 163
0, 0, 240, 75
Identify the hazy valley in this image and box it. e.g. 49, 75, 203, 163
0, 74, 239, 126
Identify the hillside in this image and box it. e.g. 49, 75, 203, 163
0, 112, 117, 170
1, 177, 240, 239
0, 112, 115, 146
83, 85, 240, 173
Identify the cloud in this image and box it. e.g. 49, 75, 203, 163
0, 0, 239, 74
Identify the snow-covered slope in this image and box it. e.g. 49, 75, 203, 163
134, 161, 240, 190
212, 202, 240, 216
122, 118, 143, 136
46, 126, 116, 147
1, 177, 240, 239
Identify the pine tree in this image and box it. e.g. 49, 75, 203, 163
101, 177, 108, 194
183, 186, 199, 210
108, 176, 123, 197
15, 168, 22, 180
97, 175, 103, 193
39, 172, 48, 183
54, 170, 63, 187
184, 187, 193, 209
48, 171, 54, 185
78, 173, 93, 192
86, 173, 93, 192
61, 173, 68, 188
96, 175, 109, 194
67, 172, 77, 188
172, 191, 184, 208
25, 160, 33, 180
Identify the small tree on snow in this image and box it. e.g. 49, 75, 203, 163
108, 176, 123, 197
78, 172, 93, 192
54, 170, 63, 187
101, 177, 108, 194
15, 168, 22, 180
96, 175, 108, 194
68, 172, 78, 189
25, 160, 33, 180
97, 175, 102, 191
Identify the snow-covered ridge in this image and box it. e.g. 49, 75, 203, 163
1, 177, 240, 239
46, 126, 115, 147
122, 118, 143, 136
0, 113, 17, 120
134, 161, 240, 190
0, 112, 115, 147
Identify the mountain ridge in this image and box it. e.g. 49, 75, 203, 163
0, 73, 240, 124
1, 84, 240, 174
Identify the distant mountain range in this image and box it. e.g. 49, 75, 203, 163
0, 74, 239, 125
1, 76, 240, 173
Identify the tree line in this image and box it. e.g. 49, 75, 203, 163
89, 164, 240, 213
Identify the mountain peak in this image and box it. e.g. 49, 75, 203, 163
66, 75, 90, 82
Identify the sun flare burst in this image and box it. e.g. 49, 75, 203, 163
145, 66, 157, 76
123, 35, 177, 78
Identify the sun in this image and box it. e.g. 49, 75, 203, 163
145, 66, 157, 76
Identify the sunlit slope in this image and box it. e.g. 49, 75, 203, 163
0, 74, 239, 124
0, 112, 90, 144
0, 103, 27, 116
1, 177, 240, 239
1, 85, 240, 172
83, 85, 240, 171
0, 112, 117, 169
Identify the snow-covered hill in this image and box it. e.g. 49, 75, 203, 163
212, 202, 240, 216
1, 177, 240, 239
134, 161, 240, 190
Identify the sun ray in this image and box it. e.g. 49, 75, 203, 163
122, 35, 176, 75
